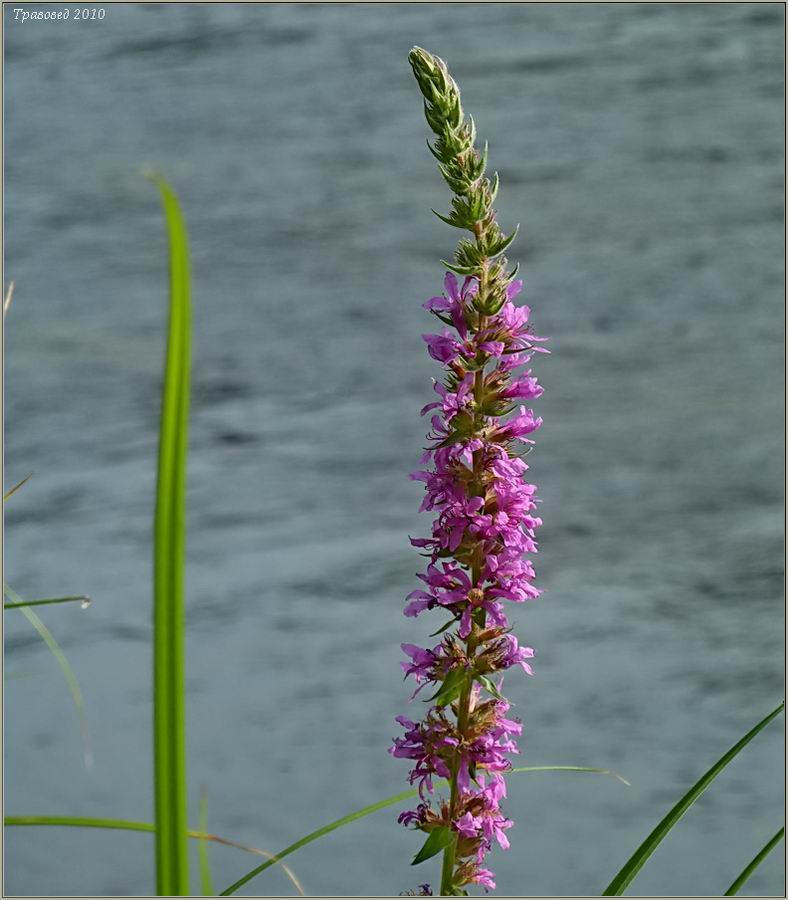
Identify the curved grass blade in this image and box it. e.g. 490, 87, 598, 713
199, 788, 215, 896
148, 172, 192, 897
4, 472, 32, 502
219, 765, 627, 896
4, 594, 91, 611
4, 584, 92, 769
724, 827, 784, 896
4, 280, 15, 317
4, 816, 305, 896
602, 701, 785, 896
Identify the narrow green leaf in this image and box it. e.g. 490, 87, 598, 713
6, 816, 157, 834
602, 702, 784, 896
4, 584, 92, 769
428, 666, 466, 707
488, 223, 519, 258
426, 139, 442, 162
434, 432, 470, 450
440, 259, 478, 277
4, 472, 32, 502
4, 816, 306, 896
219, 787, 418, 896
432, 209, 464, 229
724, 827, 785, 896
219, 765, 627, 896
429, 310, 455, 328
148, 172, 192, 897
4, 594, 91, 611
199, 788, 215, 896
429, 618, 456, 637
476, 674, 504, 701
412, 826, 454, 866
488, 172, 500, 205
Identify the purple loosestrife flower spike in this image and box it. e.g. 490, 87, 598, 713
391, 48, 548, 896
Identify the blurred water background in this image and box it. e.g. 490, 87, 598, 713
3, 3, 784, 896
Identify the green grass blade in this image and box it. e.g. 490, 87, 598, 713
4, 594, 91, 611
4, 472, 32, 502
219, 765, 627, 896
4, 816, 306, 896
199, 788, 216, 896
6, 816, 156, 834
149, 173, 192, 897
4, 584, 93, 769
4, 280, 15, 317
724, 827, 785, 896
602, 702, 785, 896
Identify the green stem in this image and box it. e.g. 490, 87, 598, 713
409, 47, 523, 896
439, 832, 457, 896
4, 594, 90, 610
724, 828, 784, 896
440, 397, 487, 896
150, 173, 192, 897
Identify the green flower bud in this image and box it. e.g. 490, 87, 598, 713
408, 47, 518, 293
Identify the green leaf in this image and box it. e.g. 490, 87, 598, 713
4, 584, 92, 769
428, 666, 467, 707
412, 826, 454, 866
425, 139, 443, 162
218, 765, 627, 896
488, 172, 500, 204
4, 594, 91, 611
433, 430, 473, 450
602, 701, 784, 896
432, 209, 466, 230
440, 259, 478, 277
724, 827, 785, 896
477, 400, 516, 419
198, 788, 215, 896
429, 310, 454, 328
6, 816, 158, 834
429, 618, 456, 637
476, 674, 504, 700
487, 224, 519, 258
4, 816, 306, 896
148, 172, 192, 897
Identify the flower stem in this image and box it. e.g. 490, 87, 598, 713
439, 830, 457, 896
400, 46, 545, 896
440, 372, 486, 895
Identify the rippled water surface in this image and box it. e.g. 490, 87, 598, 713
4, 3, 784, 896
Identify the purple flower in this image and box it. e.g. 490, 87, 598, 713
422, 330, 461, 364
400, 45, 550, 895
394, 265, 548, 887
500, 371, 543, 401
423, 273, 477, 339
495, 406, 543, 443
473, 868, 496, 891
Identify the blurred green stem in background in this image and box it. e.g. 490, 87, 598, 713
4, 595, 91, 611
4, 815, 306, 896
198, 788, 216, 896
3, 584, 93, 769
